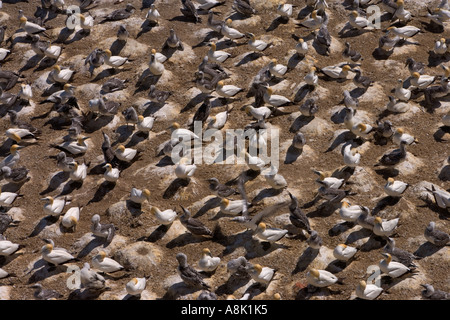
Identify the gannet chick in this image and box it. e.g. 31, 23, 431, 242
306, 268, 339, 288
129, 188, 151, 205
207, 42, 231, 63
383, 237, 419, 267
374, 140, 407, 167
356, 280, 383, 300
146, 4, 160, 25
343, 144, 361, 168
288, 191, 312, 234
126, 277, 146, 297
227, 256, 250, 277
379, 253, 412, 278
343, 107, 357, 130
115, 145, 138, 163
30, 283, 63, 300
0, 166, 29, 184
41, 196, 65, 217
150, 206, 177, 225
264, 166, 287, 189
181, 0, 201, 23
232, 0, 256, 17
307, 230, 323, 249
162, 28, 184, 51
384, 177, 408, 197
333, 244, 358, 262
180, 205, 213, 237
175, 157, 197, 179
48, 65, 74, 84
103, 163, 119, 183
247, 263, 275, 286
405, 57, 425, 76
424, 221, 449, 246
386, 96, 410, 113
41, 239, 75, 266
198, 248, 221, 273
176, 252, 210, 289
80, 262, 106, 292
299, 98, 318, 117
197, 290, 218, 300
92, 251, 124, 273
356, 206, 375, 230
61, 206, 81, 231
91, 214, 115, 243
425, 185, 450, 210
421, 284, 450, 300
373, 217, 399, 237
244, 152, 266, 172
343, 42, 362, 62
254, 222, 288, 243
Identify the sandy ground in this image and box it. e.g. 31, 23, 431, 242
0, 0, 449, 300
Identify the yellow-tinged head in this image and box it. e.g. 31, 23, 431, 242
351, 10, 358, 17
210, 42, 216, 50
266, 86, 273, 95
210, 115, 217, 122
104, 163, 112, 170
117, 145, 126, 152
217, 80, 224, 87
70, 216, 78, 225
381, 252, 392, 263
143, 189, 151, 198
19, 16, 27, 23
138, 115, 144, 122
53, 65, 61, 72
150, 206, 159, 215
226, 18, 233, 25
253, 264, 263, 273
64, 83, 73, 91
310, 66, 317, 72
299, 38, 304, 44
79, 14, 86, 21
104, 49, 112, 56
309, 268, 320, 278
440, 38, 446, 43
359, 280, 367, 289
171, 122, 181, 130
387, 177, 395, 184
132, 278, 138, 285
221, 198, 230, 206
11, 132, 21, 143
342, 201, 350, 208
99, 251, 107, 259
42, 243, 53, 252
412, 72, 421, 79
342, 65, 352, 72
338, 243, 347, 249
202, 248, 211, 255
41, 196, 54, 204
271, 58, 277, 64
357, 123, 367, 131
396, 0, 404, 5
10, 144, 21, 153
311, 10, 317, 18
396, 127, 404, 134
387, 26, 396, 31
273, 293, 281, 300
374, 216, 383, 224
245, 105, 253, 114
258, 222, 267, 230
151, 48, 156, 55
77, 135, 89, 144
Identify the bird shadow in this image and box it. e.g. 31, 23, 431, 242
371, 196, 401, 215
35, 57, 58, 71
438, 163, 450, 181
163, 178, 191, 199
166, 232, 210, 249
54, 27, 76, 44
135, 20, 157, 39
372, 47, 394, 61
58, 180, 83, 196
344, 227, 372, 245
312, 41, 329, 57
413, 241, 446, 259
265, 16, 287, 32
289, 115, 314, 132
215, 273, 251, 296
76, 237, 107, 259
328, 221, 356, 237
325, 260, 350, 274
87, 181, 116, 205
293, 84, 314, 103
325, 130, 357, 153
27, 262, 68, 284
284, 145, 303, 164
28, 215, 60, 238
433, 126, 450, 143
250, 188, 285, 205
192, 31, 223, 49
156, 156, 174, 167
134, 69, 160, 93
110, 39, 127, 56
428, 51, 450, 68
235, 52, 263, 67
125, 132, 147, 148
114, 124, 135, 144
83, 114, 115, 133
297, 6, 313, 20
307, 200, 342, 218
291, 247, 320, 275
420, 20, 445, 34
194, 197, 222, 218
180, 93, 208, 113
143, 101, 166, 116
19, 55, 43, 73
0, 139, 13, 157
139, 223, 172, 243
39, 171, 70, 195
359, 235, 387, 252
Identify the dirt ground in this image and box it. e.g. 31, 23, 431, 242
0, 0, 449, 300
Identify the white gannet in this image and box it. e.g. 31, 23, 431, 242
61, 206, 81, 231
298, 10, 324, 31
175, 157, 197, 179
246, 32, 271, 53
0, 144, 23, 168
18, 83, 33, 102
384, 177, 408, 197
321, 64, 352, 79
206, 108, 230, 130
352, 123, 374, 140
129, 188, 151, 205
207, 42, 231, 63
264, 166, 288, 189
215, 80, 243, 98
126, 277, 146, 296
277, 1, 294, 19
19, 16, 47, 36
6, 128, 38, 145
150, 206, 177, 225
304, 66, 318, 86
220, 198, 247, 215
103, 49, 128, 68
374, 216, 400, 237
92, 251, 124, 273
115, 145, 138, 162
41, 196, 66, 217
149, 49, 165, 75
103, 163, 119, 183
268, 59, 287, 78
339, 201, 366, 222
247, 263, 275, 286
348, 10, 371, 30
169, 122, 200, 141
434, 38, 448, 55
425, 185, 450, 209
393, 0, 411, 23
410, 72, 435, 89
263, 86, 291, 107
56, 136, 89, 155
41, 239, 75, 265
245, 105, 271, 121
306, 268, 339, 287
48, 65, 74, 84
198, 248, 221, 273
386, 96, 410, 113
313, 170, 344, 189
392, 128, 417, 145
68, 161, 88, 182
91, 214, 115, 243
387, 25, 421, 39
43, 42, 62, 60
79, 13, 94, 33
379, 253, 411, 278
221, 18, 245, 40
0, 48, 10, 61
356, 280, 383, 300
333, 243, 358, 262
137, 115, 155, 133
254, 222, 288, 243
343, 144, 361, 167
0, 236, 21, 256
244, 151, 266, 172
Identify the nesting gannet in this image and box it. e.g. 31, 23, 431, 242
343, 144, 361, 167
6, 128, 38, 145
55, 136, 89, 155
387, 25, 421, 40
68, 161, 88, 182
356, 280, 383, 300
126, 277, 146, 296
299, 98, 318, 116
392, 128, 417, 145
410, 72, 436, 89
41, 239, 75, 265
384, 177, 408, 197
206, 107, 230, 130
216, 80, 243, 98
175, 157, 197, 180
374, 140, 407, 167
421, 284, 450, 300
208, 178, 237, 197
379, 253, 412, 278
245, 105, 271, 122
393, 0, 411, 23
145, 4, 160, 25
434, 38, 448, 55
339, 201, 364, 222
268, 59, 288, 78
297, 10, 325, 31
386, 96, 410, 113
246, 32, 271, 53
115, 145, 138, 163
0, 235, 21, 256
181, 0, 201, 23
19, 16, 47, 36
221, 19, 245, 40
304, 66, 319, 86
103, 49, 128, 68
264, 166, 287, 189
198, 248, 221, 273
348, 10, 371, 30
48, 65, 74, 84
220, 198, 247, 215
320, 64, 352, 79
91, 214, 115, 243
0, 166, 29, 184
79, 13, 94, 34
176, 252, 210, 289
306, 268, 339, 287
277, 1, 295, 20
61, 206, 81, 231
333, 244, 358, 262
307, 230, 323, 249
41, 196, 66, 217
425, 185, 450, 210
150, 206, 177, 225
247, 263, 275, 286
80, 262, 106, 292
207, 42, 231, 63
373, 217, 399, 237
100, 3, 135, 23
383, 237, 419, 267
424, 221, 449, 246
92, 251, 124, 273
18, 83, 33, 102
129, 188, 151, 205
254, 222, 288, 243
313, 170, 344, 189
263, 86, 291, 107
244, 151, 266, 172
137, 115, 155, 133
